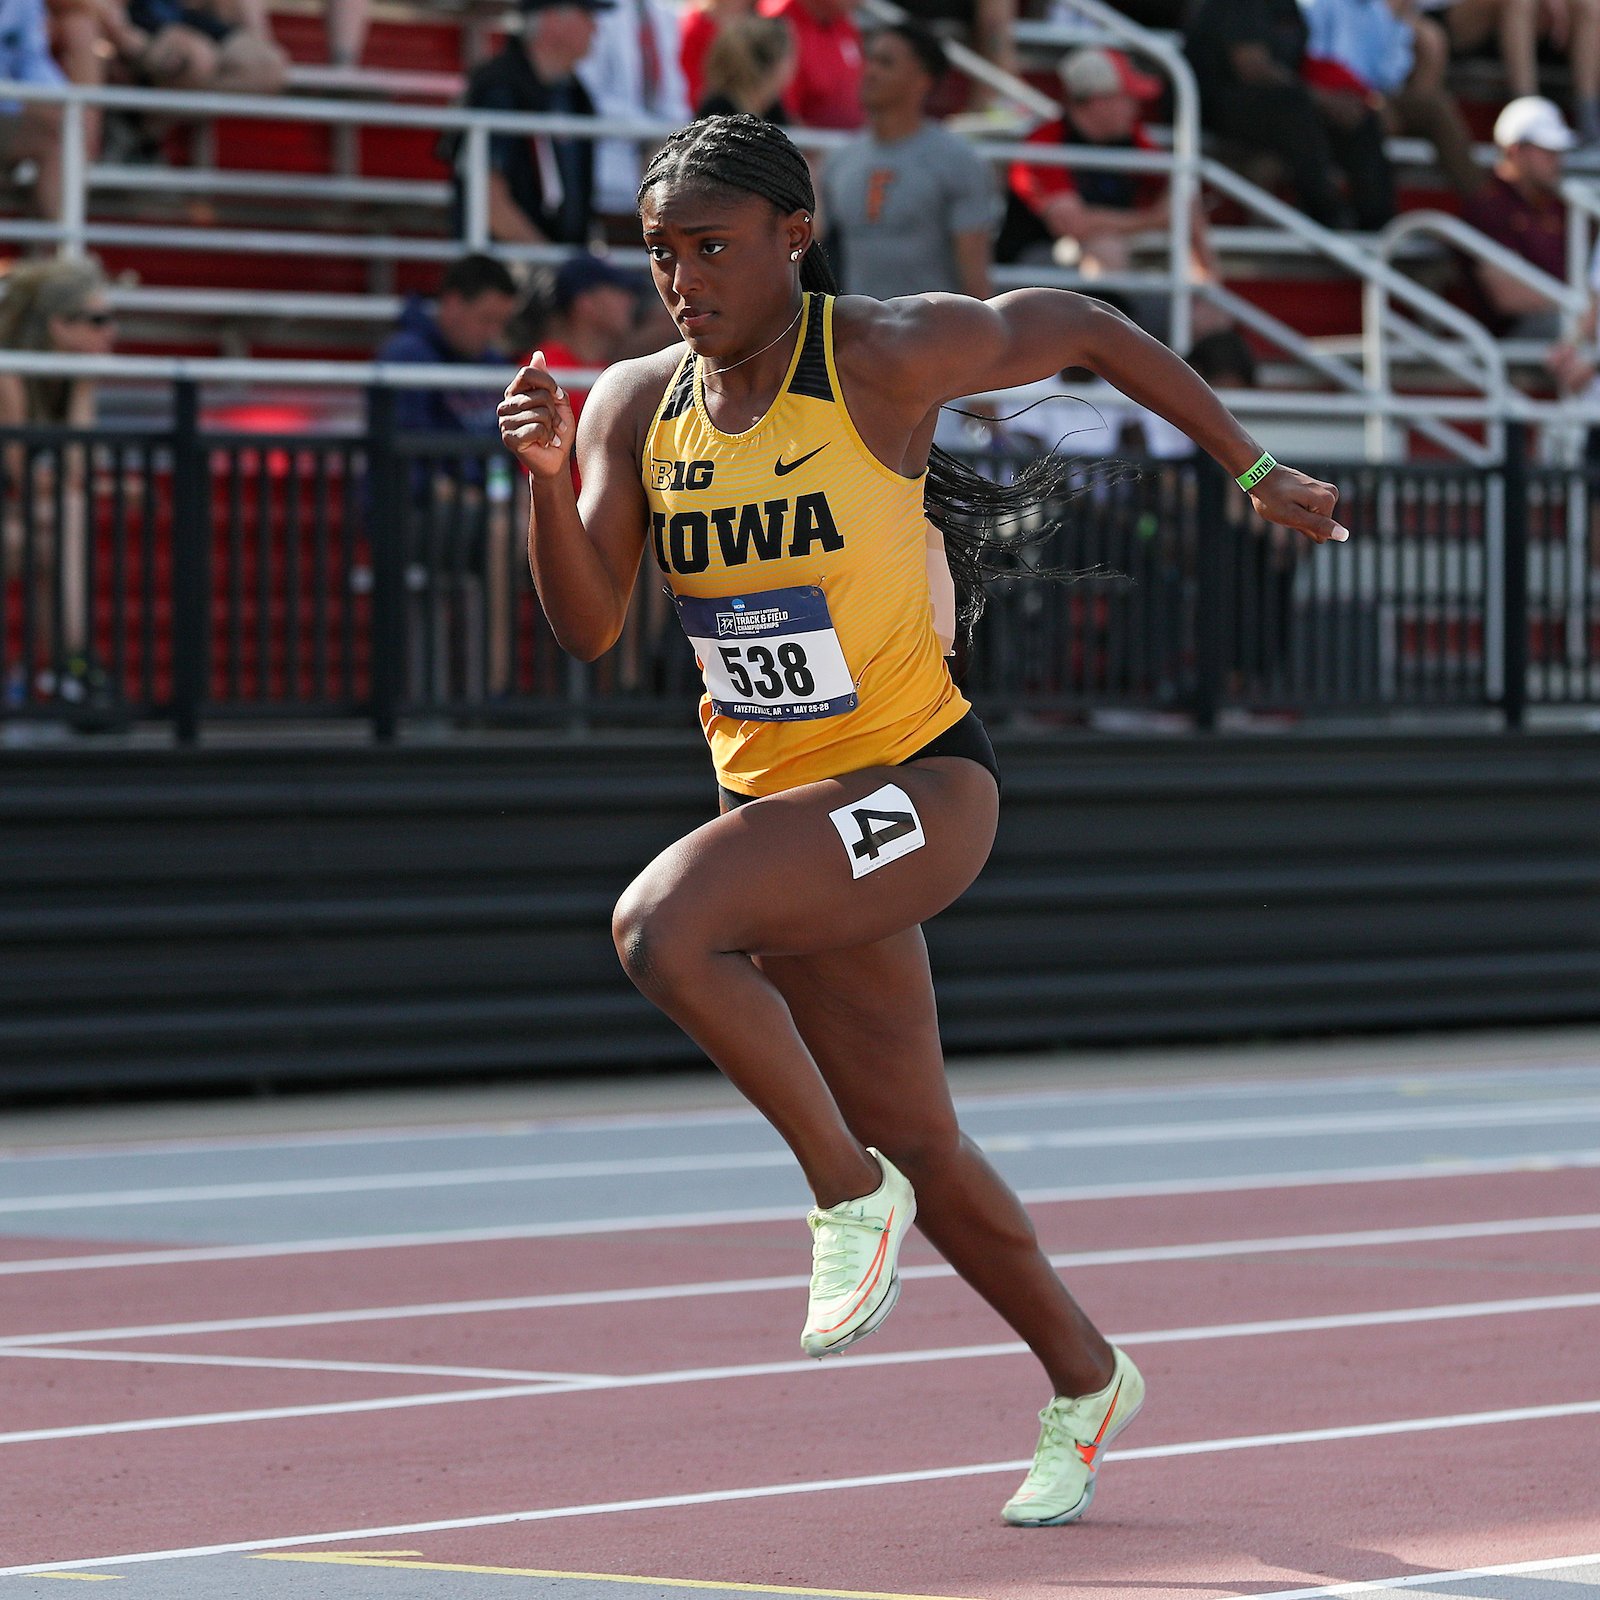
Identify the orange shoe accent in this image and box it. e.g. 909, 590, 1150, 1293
816, 1205, 895, 1333
1073, 1376, 1124, 1469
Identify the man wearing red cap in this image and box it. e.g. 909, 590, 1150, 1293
1005, 47, 1219, 337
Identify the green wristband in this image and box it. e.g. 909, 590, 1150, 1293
1236, 451, 1277, 492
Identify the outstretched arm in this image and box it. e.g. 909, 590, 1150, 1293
866, 290, 1348, 544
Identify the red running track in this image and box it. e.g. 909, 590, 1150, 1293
3, 1167, 1599, 1596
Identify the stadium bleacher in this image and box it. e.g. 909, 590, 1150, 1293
4, 0, 1599, 730
4, 0, 1590, 413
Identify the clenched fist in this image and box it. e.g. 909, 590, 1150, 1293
498, 352, 576, 479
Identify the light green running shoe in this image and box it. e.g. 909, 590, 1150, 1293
1001, 1346, 1145, 1526
799, 1148, 916, 1359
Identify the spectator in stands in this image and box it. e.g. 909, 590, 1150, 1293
759, 0, 863, 129
1004, 47, 1224, 339
891, 0, 1018, 102
821, 24, 996, 299
457, 0, 611, 246
679, 0, 754, 109
0, 0, 67, 218
522, 253, 638, 431
1463, 94, 1573, 334
1186, 0, 1396, 232
1303, 0, 1481, 197
0, 258, 117, 721
107, 0, 289, 95
377, 254, 520, 698
1420, 0, 1600, 145
578, 0, 690, 238
378, 254, 520, 451
696, 14, 794, 119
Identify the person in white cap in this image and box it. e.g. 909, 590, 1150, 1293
1463, 94, 1575, 334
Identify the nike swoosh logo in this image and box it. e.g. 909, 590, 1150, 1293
774, 444, 828, 476
1074, 1375, 1123, 1470
817, 1205, 894, 1332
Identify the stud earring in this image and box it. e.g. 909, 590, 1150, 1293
791, 249, 802, 260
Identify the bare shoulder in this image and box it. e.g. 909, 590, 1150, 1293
579, 342, 687, 454
833, 287, 1105, 405
831, 292, 1021, 403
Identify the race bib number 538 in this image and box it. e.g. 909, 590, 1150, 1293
676, 585, 857, 721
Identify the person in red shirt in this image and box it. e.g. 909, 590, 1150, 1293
1005, 47, 1220, 337
757, 0, 862, 129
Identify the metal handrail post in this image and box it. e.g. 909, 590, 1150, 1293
1362, 273, 1392, 463
462, 124, 490, 252
1368, 211, 1522, 461
58, 96, 88, 261
1565, 181, 1592, 345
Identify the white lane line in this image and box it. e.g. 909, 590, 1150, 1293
3, 1397, 1598, 1578
2, 1290, 1597, 1446
10, 1058, 1600, 1165
8, 1099, 1600, 1216
8, 1210, 1600, 1349
0, 1348, 610, 1385
1238, 1550, 1600, 1598
9, 1149, 1600, 1276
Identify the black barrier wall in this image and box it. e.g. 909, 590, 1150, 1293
2, 733, 1597, 1097
4, 394, 1596, 736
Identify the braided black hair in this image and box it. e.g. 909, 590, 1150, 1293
639, 114, 1106, 641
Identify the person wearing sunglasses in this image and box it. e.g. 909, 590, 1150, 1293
0, 257, 121, 726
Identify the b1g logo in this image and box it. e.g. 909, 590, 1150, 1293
651, 457, 715, 492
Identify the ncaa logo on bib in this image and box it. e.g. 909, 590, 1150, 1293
828, 783, 926, 880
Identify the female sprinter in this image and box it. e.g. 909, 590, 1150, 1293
497, 114, 1346, 1527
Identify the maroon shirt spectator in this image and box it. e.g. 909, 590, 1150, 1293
1463, 94, 1573, 335
758, 0, 862, 128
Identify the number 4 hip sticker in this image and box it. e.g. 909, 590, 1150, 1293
828, 783, 926, 880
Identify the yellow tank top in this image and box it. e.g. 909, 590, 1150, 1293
641, 294, 968, 797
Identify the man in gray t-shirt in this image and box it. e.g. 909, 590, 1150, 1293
820, 22, 998, 302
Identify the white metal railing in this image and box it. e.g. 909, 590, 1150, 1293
5, 349, 1600, 427
1198, 160, 1509, 466
0, 76, 1201, 300
1366, 210, 1584, 461
1, 44, 1585, 457
1564, 177, 1600, 336
0, 350, 600, 389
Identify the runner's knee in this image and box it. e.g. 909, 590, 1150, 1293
612, 883, 706, 997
